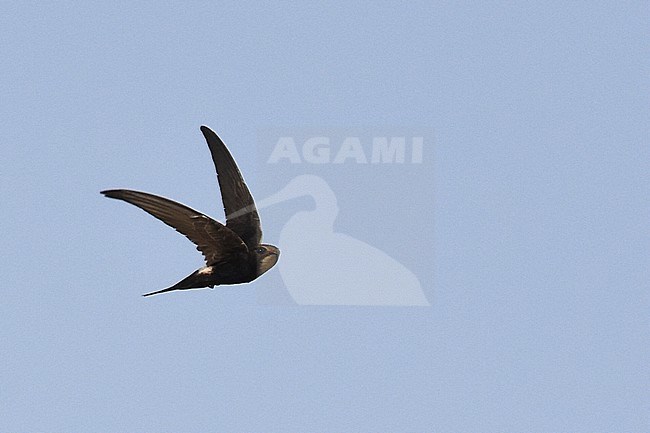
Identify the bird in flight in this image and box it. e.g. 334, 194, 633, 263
101, 126, 280, 297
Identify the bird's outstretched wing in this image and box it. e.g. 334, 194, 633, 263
101, 189, 248, 265
200, 126, 262, 248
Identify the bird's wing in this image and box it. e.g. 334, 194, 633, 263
200, 126, 262, 248
101, 189, 248, 266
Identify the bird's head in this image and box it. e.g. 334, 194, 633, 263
253, 244, 280, 276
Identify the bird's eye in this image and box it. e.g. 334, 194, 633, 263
255, 247, 266, 254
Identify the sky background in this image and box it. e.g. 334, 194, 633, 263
1, 1, 648, 432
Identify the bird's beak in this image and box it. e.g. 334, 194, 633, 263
228, 178, 307, 220
254, 178, 307, 211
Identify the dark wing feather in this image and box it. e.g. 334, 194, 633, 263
101, 189, 248, 265
200, 126, 262, 248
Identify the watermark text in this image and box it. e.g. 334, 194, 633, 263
268, 136, 424, 164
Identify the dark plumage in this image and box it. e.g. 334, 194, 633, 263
101, 126, 279, 296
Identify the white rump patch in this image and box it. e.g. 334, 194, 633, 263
198, 267, 213, 275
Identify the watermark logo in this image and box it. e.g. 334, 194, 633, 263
254, 174, 429, 306
255, 128, 432, 306
268, 136, 424, 164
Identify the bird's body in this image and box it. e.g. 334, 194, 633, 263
101, 126, 279, 296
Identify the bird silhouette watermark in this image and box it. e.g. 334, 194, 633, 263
251, 174, 430, 306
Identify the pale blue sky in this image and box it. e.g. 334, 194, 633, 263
1, 1, 648, 432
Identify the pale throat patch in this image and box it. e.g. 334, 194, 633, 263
258, 255, 279, 275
